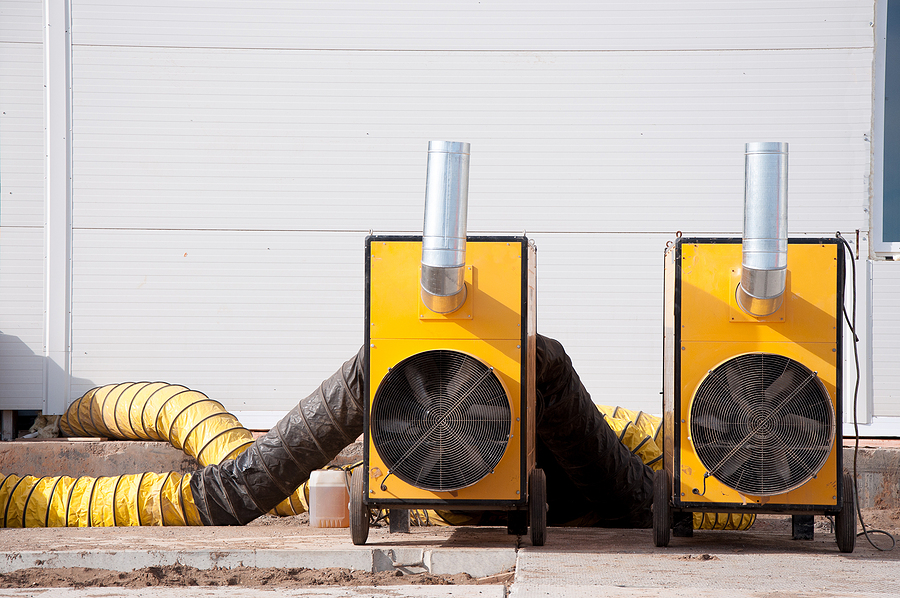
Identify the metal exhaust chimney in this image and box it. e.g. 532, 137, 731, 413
737, 142, 788, 317
420, 140, 470, 314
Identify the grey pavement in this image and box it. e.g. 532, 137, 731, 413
512, 527, 899, 598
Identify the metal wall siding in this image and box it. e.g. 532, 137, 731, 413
0, 229, 46, 409
0, 0, 46, 410
69, 230, 366, 410
71, 1, 873, 51
0, 42, 44, 227
536, 233, 667, 409
0, 0, 42, 43
872, 261, 900, 417
72, 47, 870, 236
1, 0, 882, 419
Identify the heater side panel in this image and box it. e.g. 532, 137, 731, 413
663, 242, 678, 482
525, 242, 538, 477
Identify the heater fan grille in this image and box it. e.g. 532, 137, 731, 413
371, 350, 511, 492
690, 353, 834, 496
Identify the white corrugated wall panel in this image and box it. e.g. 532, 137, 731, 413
71, 0, 873, 51
872, 261, 900, 417
70, 230, 365, 410
0, 229, 45, 409
536, 234, 668, 409
72, 47, 871, 236
57, 0, 878, 421
1, 41, 44, 228
0, 0, 46, 410
0, 0, 42, 44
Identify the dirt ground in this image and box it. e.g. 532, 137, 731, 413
0, 565, 493, 589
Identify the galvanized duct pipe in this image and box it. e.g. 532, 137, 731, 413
420, 140, 470, 314
737, 142, 789, 316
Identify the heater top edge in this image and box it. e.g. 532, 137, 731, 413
366, 234, 529, 244
674, 236, 841, 246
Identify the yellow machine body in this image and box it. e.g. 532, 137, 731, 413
663, 238, 844, 513
365, 236, 537, 507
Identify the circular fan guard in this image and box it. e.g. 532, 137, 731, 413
371, 350, 511, 492
690, 353, 834, 496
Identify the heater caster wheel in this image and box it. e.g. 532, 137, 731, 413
350, 469, 370, 546
653, 469, 672, 547
835, 472, 857, 553
529, 468, 547, 547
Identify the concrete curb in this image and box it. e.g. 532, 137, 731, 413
0, 547, 518, 578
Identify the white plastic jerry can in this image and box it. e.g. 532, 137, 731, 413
308, 469, 350, 528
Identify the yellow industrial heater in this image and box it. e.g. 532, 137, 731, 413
349, 142, 544, 546
657, 143, 856, 552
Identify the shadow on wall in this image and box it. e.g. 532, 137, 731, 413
0, 331, 96, 428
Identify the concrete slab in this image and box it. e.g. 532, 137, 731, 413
0, 526, 518, 578
428, 549, 516, 578
0, 440, 364, 479
0, 441, 199, 478
0, 547, 517, 579
850, 446, 900, 509
511, 528, 900, 598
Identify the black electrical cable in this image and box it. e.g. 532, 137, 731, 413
836, 231, 895, 552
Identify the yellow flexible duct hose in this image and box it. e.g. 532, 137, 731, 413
0, 383, 300, 526
60, 382, 255, 466
61, 382, 307, 520
0, 472, 200, 527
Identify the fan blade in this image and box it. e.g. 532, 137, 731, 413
724, 363, 755, 416
444, 364, 480, 403
404, 361, 434, 409
763, 363, 802, 405
412, 442, 443, 487
769, 427, 827, 481
782, 413, 828, 446
715, 447, 753, 483
764, 450, 794, 491
464, 403, 509, 423
380, 418, 417, 436
694, 412, 728, 434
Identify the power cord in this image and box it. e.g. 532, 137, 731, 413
836, 231, 895, 551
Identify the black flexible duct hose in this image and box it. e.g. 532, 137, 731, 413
189, 338, 653, 527
535, 335, 654, 528
190, 347, 366, 525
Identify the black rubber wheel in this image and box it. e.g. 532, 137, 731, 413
653, 468, 672, 547
835, 472, 857, 553
529, 468, 547, 547
350, 469, 370, 546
